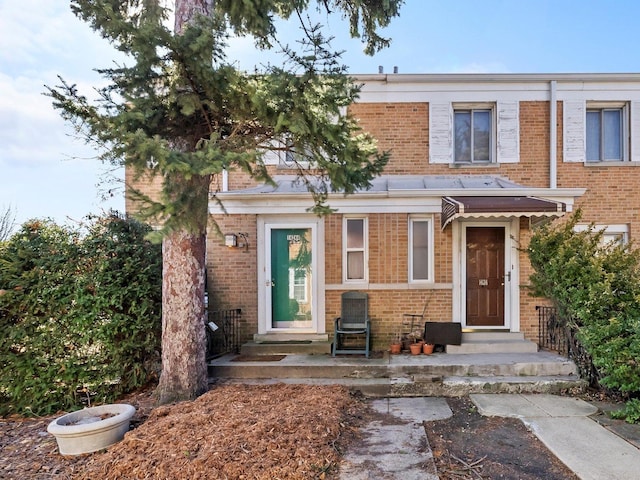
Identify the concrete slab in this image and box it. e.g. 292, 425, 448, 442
470, 394, 640, 480
472, 393, 550, 418
339, 397, 450, 479
472, 394, 597, 418
521, 394, 598, 417
523, 417, 640, 480
371, 397, 453, 423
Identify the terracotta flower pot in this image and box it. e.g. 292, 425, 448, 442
423, 343, 435, 355
409, 343, 422, 355
390, 343, 402, 354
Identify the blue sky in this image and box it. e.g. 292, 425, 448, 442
2, 0, 640, 227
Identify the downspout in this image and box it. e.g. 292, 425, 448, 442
222, 169, 229, 192
550, 80, 557, 188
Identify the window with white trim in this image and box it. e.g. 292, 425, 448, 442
409, 217, 434, 282
430, 101, 518, 165
586, 103, 628, 162
575, 224, 629, 247
343, 217, 367, 282
454, 106, 493, 163
564, 100, 639, 163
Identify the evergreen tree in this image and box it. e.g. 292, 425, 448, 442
47, 0, 401, 404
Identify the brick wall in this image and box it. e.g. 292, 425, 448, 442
206, 215, 258, 345
324, 213, 453, 349
128, 93, 640, 349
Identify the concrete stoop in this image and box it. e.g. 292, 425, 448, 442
446, 332, 538, 354
208, 351, 585, 397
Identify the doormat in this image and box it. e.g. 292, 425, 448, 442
259, 341, 312, 344
231, 355, 286, 362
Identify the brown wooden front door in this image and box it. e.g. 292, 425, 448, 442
466, 227, 505, 327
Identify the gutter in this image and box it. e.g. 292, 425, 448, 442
550, 80, 558, 188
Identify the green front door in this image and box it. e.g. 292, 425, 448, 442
269, 228, 313, 329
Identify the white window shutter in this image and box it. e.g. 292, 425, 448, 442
429, 102, 452, 163
563, 100, 585, 163
496, 101, 519, 163
261, 139, 285, 165
631, 101, 640, 162
262, 149, 281, 165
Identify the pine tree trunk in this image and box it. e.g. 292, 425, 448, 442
155, 227, 208, 404
154, 0, 213, 404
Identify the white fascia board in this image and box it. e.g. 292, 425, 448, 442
353, 73, 640, 85
355, 74, 640, 104
209, 187, 585, 215
357, 86, 550, 103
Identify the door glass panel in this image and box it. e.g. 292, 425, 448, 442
270, 228, 312, 328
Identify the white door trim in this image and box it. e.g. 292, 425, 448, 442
452, 219, 520, 331
257, 215, 325, 335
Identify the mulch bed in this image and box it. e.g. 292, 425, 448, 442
0, 384, 365, 480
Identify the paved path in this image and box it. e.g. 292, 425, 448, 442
471, 394, 640, 480
339, 397, 451, 479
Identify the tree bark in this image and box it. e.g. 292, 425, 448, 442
155, 0, 214, 404
156, 226, 208, 404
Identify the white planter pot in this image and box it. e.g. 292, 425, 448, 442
47, 403, 136, 455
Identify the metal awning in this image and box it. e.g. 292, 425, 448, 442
441, 196, 566, 229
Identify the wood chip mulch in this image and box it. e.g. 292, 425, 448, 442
0, 384, 367, 480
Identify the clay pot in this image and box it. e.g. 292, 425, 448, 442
390, 343, 402, 354
423, 343, 435, 355
409, 343, 422, 355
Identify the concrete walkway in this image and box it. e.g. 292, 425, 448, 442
338, 394, 640, 479
471, 394, 640, 480
339, 397, 451, 479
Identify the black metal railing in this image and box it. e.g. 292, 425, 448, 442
206, 308, 241, 359
536, 305, 568, 355
537, 305, 601, 388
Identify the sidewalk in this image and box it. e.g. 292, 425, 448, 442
339, 394, 640, 479
472, 394, 640, 480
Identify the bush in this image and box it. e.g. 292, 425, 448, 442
0, 213, 162, 416
527, 211, 640, 421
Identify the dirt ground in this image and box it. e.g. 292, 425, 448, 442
424, 396, 579, 479
0, 384, 592, 479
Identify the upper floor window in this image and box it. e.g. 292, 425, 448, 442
454, 108, 492, 163
409, 216, 434, 282
430, 101, 518, 165
343, 217, 368, 282
586, 105, 626, 162
564, 100, 638, 163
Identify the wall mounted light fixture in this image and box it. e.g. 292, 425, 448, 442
224, 232, 249, 252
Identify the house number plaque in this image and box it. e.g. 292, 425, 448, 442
478, 279, 488, 286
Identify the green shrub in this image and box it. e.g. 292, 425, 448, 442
0, 213, 162, 416
527, 211, 640, 422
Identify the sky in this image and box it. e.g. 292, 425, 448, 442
3, 0, 640, 228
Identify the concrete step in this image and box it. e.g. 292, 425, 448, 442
446, 332, 538, 354
209, 351, 578, 378
211, 374, 585, 398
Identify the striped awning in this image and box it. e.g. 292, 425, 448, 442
441, 196, 566, 229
